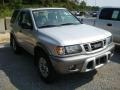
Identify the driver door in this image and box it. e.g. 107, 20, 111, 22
17, 11, 36, 55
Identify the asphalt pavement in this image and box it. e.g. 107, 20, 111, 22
0, 43, 120, 90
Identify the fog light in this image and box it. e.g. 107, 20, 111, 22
69, 65, 76, 70
87, 61, 94, 69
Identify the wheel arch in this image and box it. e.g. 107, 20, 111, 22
34, 42, 51, 57
34, 42, 54, 68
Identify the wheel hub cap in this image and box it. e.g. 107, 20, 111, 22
39, 57, 49, 78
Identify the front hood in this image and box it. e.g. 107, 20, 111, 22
38, 24, 111, 46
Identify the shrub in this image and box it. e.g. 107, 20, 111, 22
0, 6, 13, 18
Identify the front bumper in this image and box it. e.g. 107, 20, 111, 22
50, 43, 115, 74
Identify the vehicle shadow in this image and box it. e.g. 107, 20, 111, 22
112, 45, 120, 64
0, 44, 97, 90
111, 53, 120, 64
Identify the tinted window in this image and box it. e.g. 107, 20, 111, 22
99, 8, 113, 20
118, 12, 120, 21
18, 11, 33, 28
99, 8, 120, 21
11, 10, 20, 23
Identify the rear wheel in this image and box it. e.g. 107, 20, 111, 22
10, 36, 21, 54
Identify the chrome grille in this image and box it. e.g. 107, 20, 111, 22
83, 40, 105, 52
91, 41, 103, 50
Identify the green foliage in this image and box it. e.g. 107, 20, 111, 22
0, 5, 13, 18
79, 1, 86, 11
91, 6, 100, 11
9, 0, 22, 9
0, 0, 99, 18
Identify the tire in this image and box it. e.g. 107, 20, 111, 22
10, 36, 21, 54
36, 51, 56, 83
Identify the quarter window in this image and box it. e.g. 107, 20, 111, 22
118, 12, 120, 21
112, 10, 119, 20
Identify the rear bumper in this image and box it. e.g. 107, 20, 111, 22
50, 43, 115, 74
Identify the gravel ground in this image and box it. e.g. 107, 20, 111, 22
0, 33, 10, 44
0, 44, 120, 90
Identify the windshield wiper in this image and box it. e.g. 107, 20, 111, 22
60, 23, 80, 26
38, 25, 58, 28
38, 23, 80, 28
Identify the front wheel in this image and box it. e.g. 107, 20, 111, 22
37, 53, 56, 83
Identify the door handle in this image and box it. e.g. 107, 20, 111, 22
107, 23, 112, 26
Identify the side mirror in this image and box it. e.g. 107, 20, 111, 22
76, 17, 83, 24
21, 23, 33, 29
80, 19, 83, 24
78, 18, 83, 24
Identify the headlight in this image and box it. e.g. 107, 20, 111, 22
65, 45, 82, 55
55, 46, 65, 55
55, 45, 82, 55
107, 36, 112, 44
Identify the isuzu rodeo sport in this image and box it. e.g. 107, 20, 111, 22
10, 8, 114, 82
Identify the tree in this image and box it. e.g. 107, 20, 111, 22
3, 0, 5, 6
10, 0, 22, 9
1, 0, 5, 6
80, 1, 86, 7
71, 0, 79, 4
79, 0, 86, 11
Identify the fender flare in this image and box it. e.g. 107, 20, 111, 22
34, 42, 51, 56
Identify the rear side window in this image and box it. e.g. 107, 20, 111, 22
99, 8, 120, 21
18, 11, 33, 29
11, 10, 20, 23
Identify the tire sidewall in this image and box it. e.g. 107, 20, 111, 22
12, 38, 17, 52
10, 36, 21, 53
37, 52, 55, 83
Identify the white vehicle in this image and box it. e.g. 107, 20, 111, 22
83, 7, 120, 44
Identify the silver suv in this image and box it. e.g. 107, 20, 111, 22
10, 8, 115, 83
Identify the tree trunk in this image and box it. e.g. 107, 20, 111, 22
2, 0, 4, 6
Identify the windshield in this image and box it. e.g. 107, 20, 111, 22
32, 9, 80, 28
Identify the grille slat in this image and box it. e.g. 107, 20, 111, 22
84, 44, 89, 51
91, 41, 103, 50
103, 40, 106, 46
